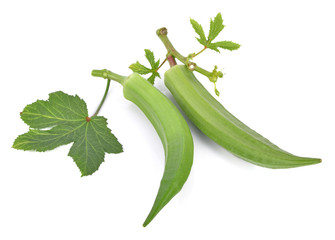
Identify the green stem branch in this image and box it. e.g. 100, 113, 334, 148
156, 27, 224, 96
156, 27, 215, 79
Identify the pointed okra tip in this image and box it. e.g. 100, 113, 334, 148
142, 212, 155, 227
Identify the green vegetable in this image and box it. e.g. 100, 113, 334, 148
12, 12, 322, 227
91, 69, 194, 227
12, 91, 123, 176
164, 65, 321, 168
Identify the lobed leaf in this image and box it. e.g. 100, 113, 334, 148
13, 91, 123, 176
129, 49, 161, 84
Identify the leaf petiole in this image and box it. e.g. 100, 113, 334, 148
92, 79, 111, 117
192, 46, 207, 58
91, 69, 128, 116
156, 57, 167, 71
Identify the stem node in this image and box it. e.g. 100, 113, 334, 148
156, 27, 222, 81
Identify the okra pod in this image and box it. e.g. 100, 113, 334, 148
92, 69, 194, 226
164, 65, 321, 168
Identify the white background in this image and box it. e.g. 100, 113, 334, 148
1, 0, 334, 239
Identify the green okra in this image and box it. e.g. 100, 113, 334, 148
91, 69, 194, 227
164, 65, 321, 168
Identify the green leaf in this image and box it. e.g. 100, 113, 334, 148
190, 18, 207, 46
13, 91, 123, 176
208, 13, 225, 43
13, 124, 78, 152
129, 61, 152, 75
206, 44, 220, 52
20, 91, 87, 129
190, 13, 239, 56
147, 72, 160, 84
145, 49, 157, 69
129, 49, 161, 84
208, 41, 241, 52
68, 116, 122, 176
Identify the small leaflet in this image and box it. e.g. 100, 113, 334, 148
208, 13, 225, 42
190, 18, 207, 46
190, 13, 240, 52
207, 41, 241, 52
129, 49, 160, 84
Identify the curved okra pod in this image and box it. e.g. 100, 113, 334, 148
91, 69, 193, 227
164, 65, 321, 168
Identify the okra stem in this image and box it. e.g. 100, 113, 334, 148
91, 69, 126, 85
167, 55, 177, 67
156, 27, 216, 79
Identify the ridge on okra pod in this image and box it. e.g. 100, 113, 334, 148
12, 12, 321, 227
